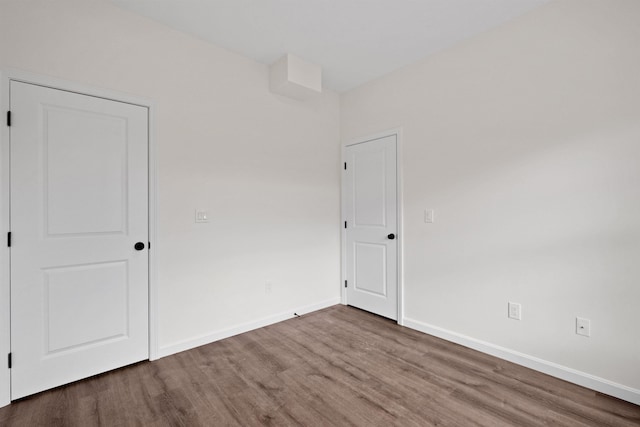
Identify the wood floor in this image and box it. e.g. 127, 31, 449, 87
1, 305, 639, 426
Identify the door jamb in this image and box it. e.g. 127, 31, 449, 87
0, 69, 159, 407
340, 128, 404, 325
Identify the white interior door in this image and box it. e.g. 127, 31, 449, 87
10, 81, 149, 399
345, 135, 397, 320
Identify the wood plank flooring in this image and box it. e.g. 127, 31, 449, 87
1, 305, 639, 426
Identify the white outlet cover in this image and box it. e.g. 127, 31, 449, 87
195, 209, 210, 223
508, 302, 521, 320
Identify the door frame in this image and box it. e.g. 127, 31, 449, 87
0, 68, 159, 407
341, 128, 404, 325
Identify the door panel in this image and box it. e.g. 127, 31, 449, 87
44, 105, 128, 236
354, 243, 387, 296
353, 148, 387, 226
45, 261, 129, 354
10, 81, 149, 399
345, 135, 397, 320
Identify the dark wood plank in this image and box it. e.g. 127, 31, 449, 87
0, 305, 638, 426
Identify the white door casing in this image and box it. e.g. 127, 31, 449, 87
344, 134, 398, 320
10, 81, 149, 399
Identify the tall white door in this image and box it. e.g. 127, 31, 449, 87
10, 81, 149, 399
345, 135, 397, 320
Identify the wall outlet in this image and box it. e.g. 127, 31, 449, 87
265, 281, 273, 294
576, 317, 591, 337
195, 209, 210, 223
508, 302, 521, 320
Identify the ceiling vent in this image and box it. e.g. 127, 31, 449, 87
269, 54, 322, 100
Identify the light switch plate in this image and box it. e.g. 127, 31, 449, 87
425, 209, 435, 223
195, 209, 209, 223
576, 317, 591, 337
508, 302, 521, 320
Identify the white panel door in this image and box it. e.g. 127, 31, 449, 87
345, 135, 397, 320
10, 81, 149, 399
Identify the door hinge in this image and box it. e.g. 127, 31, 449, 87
6, 111, 11, 127
344, 221, 347, 229
344, 162, 347, 170
344, 280, 347, 288
7, 353, 11, 369
148, 241, 151, 250
7, 232, 11, 248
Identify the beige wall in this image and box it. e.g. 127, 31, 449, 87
0, 0, 341, 361
341, 0, 640, 396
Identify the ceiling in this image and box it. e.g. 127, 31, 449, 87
109, 0, 550, 92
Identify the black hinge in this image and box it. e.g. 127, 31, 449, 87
344, 280, 347, 288
6, 111, 11, 127
344, 162, 347, 170
148, 241, 151, 250
7, 353, 11, 369
7, 232, 11, 248
344, 221, 347, 229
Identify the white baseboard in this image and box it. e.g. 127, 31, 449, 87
157, 298, 340, 359
403, 317, 640, 406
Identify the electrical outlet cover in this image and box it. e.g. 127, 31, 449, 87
508, 302, 521, 320
195, 209, 210, 223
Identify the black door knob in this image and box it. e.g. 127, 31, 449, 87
134, 242, 145, 251
387, 233, 396, 240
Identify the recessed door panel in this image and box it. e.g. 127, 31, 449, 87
44, 106, 128, 237
353, 148, 387, 227
45, 261, 129, 354
345, 135, 397, 320
354, 242, 387, 296
10, 81, 149, 400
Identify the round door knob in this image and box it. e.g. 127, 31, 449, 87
134, 242, 145, 251
387, 233, 396, 240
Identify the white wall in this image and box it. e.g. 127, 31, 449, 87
342, 0, 640, 400
0, 0, 341, 364
2, 0, 639, 408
